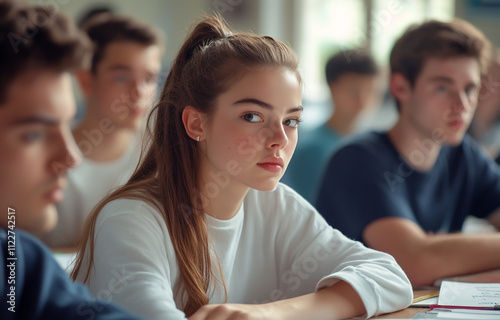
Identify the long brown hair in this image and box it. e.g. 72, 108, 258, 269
71, 14, 298, 316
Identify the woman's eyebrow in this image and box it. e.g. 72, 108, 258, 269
234, 98, 302, 113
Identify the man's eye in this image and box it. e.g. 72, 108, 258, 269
22, 131, 43, 143
144, 74, 158, 85
465, 86, 476, 96
113, 76, 129, 84
437, 85, 447, 93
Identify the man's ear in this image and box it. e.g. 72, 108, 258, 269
76, 69, 93, 98
390, 73, 412, 107
182, 106, 207, 141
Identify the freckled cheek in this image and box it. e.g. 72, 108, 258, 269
211, 129, 241, 158
228, 135, 251, 157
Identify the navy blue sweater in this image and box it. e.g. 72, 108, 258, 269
1, 228, 143, 319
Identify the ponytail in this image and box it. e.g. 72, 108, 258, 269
71, 13, 298, 316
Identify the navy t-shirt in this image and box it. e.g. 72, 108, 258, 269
1, 228, 143, 319
315, 132, 500, 244
496, 153, 500, 165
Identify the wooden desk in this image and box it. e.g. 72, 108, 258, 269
370, 290, 434, 319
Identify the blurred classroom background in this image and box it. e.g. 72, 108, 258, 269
26, 0, 500, 134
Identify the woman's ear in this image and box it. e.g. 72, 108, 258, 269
182, 106, 207, 141
390, 73, 411, 108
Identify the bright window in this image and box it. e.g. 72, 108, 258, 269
371, 0, 455, 65
295, 0, 455, 129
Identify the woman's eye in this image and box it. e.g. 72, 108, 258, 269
243, 113, 262, 123
284, 118, 301, 128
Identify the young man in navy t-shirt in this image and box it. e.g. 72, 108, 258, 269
316, 19, 500, 287
0, 1, 144, 318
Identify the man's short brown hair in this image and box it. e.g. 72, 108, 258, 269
390, 19, 491, 87
82, 13, 163, 74
0, 0, 90, 103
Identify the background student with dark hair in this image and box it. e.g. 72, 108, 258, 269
41, 13, 163, 250
316, 19, 500, 287
0, 1, 144, 318
468, 57, 500, 159
282, 49, 380, 202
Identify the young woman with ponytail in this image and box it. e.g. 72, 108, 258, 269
71, 14, 412, 320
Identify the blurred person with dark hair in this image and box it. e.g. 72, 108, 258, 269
40, 13, 163, 250
77, 5, 114, 28
317, 19, 500, 287
282, 49, 380, 202
0, 0, 144, 318
469, 57, 500, 158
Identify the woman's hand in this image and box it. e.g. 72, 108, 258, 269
187, 281, 364, 320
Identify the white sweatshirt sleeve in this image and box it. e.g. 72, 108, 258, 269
315, 228, 412, 318
270, 184, 412, 318
82, 199, 187, 320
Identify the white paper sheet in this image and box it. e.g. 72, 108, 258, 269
437, 312, 500, 319
438, 281, 500, 307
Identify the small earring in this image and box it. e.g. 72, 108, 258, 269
196, 136, 200, 141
